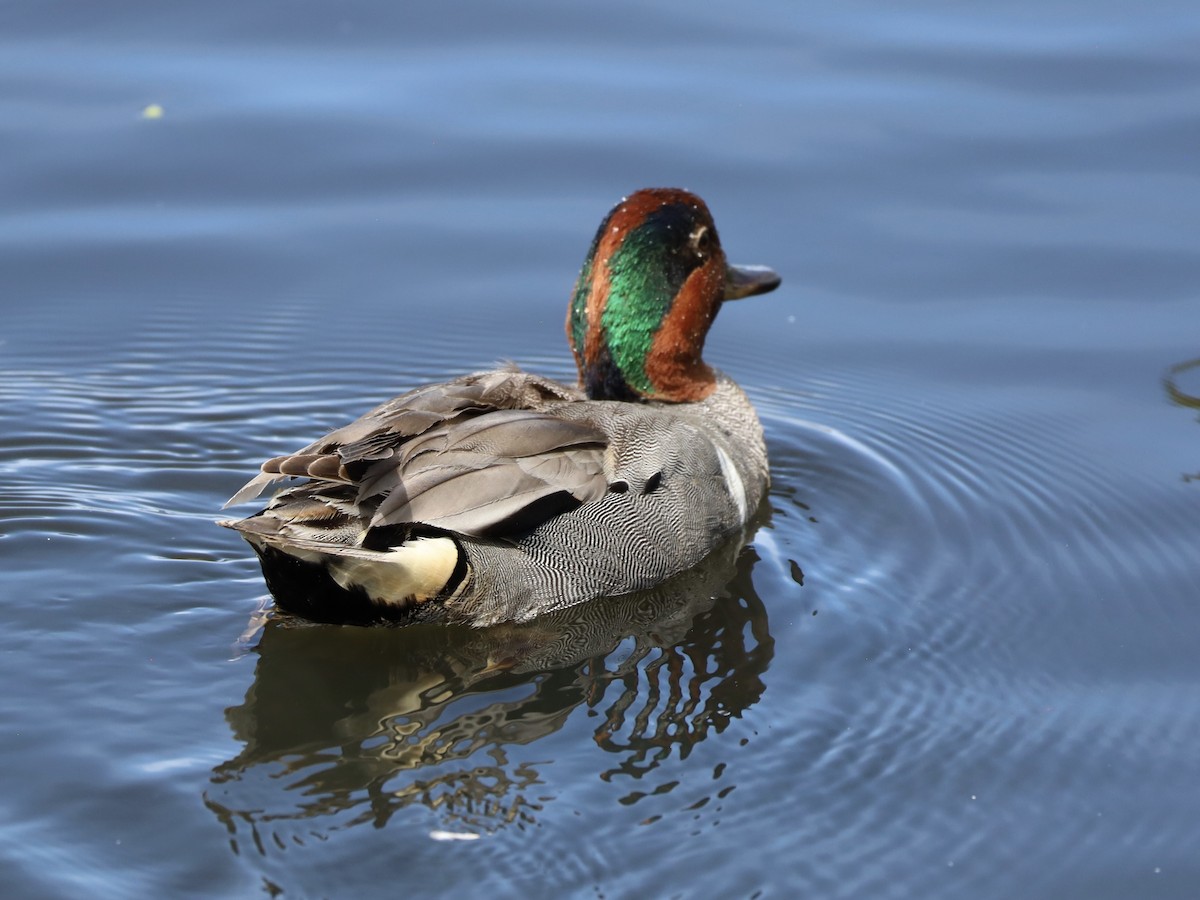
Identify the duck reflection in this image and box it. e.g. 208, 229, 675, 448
206, 529, 774, 850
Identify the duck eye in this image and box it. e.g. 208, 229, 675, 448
689, 225, 713, 257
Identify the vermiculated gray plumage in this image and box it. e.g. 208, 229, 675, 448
221, 368, 768, 626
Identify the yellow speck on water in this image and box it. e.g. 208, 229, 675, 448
141, 103, 164, 120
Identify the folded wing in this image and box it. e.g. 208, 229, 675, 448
226, 370, 609, 540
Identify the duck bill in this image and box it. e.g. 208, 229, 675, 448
723, 263, 781, 300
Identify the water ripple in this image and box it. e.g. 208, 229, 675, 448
726, 360, 1200, 892
5, 273, 1199, 897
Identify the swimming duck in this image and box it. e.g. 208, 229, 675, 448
221, 188, 780, 626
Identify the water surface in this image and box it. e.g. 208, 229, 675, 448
2, 1, 1199, 897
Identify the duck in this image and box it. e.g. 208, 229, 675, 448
220, 188, 780, 626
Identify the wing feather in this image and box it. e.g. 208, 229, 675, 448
226, 370, 606, 539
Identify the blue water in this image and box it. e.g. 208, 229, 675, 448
3, 1, 1199, 897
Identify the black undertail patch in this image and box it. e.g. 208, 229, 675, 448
252, 543, 427, 626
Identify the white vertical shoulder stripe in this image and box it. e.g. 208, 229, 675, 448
714, 445, 748, 524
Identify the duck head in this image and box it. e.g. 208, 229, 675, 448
567, 188, 780, 403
